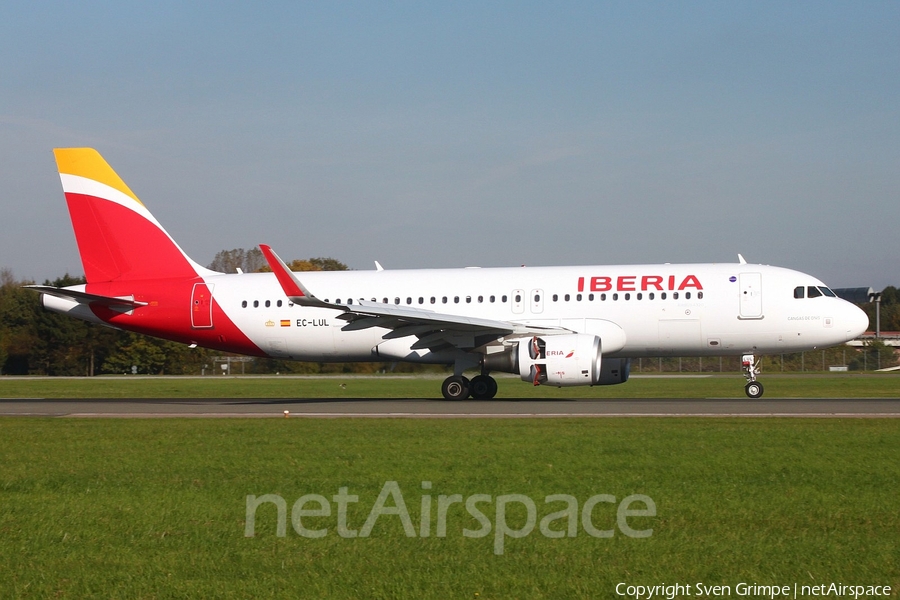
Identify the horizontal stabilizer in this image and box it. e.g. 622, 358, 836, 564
24, 285, 148, 309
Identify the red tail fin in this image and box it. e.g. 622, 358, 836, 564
53, 148, 210, 283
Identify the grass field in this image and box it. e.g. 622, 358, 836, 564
1, 376, 898, 598
0, 372, 898, 399
1, 417, 898, 598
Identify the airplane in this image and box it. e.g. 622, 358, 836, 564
28, 148, 870, 400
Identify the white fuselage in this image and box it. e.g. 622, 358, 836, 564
205, 262, 867, 362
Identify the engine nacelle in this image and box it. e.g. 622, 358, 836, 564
517, 334, 602, 387
596, 357, 631, 385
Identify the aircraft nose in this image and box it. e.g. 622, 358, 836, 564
846, 303, 870, 338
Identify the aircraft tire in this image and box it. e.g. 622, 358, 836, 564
441, 376, 471, 400
470, 375, 498, 400
745, 381, 764, 399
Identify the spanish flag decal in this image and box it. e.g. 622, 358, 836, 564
280, 320, 291, 327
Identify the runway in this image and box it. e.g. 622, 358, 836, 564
1, 398, 899, 417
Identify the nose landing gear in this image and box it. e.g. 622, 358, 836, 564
742, 354, 764, 398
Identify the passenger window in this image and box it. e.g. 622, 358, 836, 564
685, 292, 691, 300
394, 297, 400, 305
406, 297, 412, 304
502, 295, 508, 303
253, 300, 259, 308
624, 293, 630, 301
589, 293, 594, 301
442, 296, 448, 304
347, 299, 353, 305
478, 296, 484, 303
466, 296, 471, 303
277, 300, 283, 307
649, 293, 654, 300
564, 294, 570, 301
454, 296, 460, 303
673, 292, 679, 300
636, 293, 642, 300
241, 300, 247, 308
514, 294, 521, 303
613, 293, 618, 301
661, 292, 667, 300
807, 286, 822, 298
490, 295, 496, 303
576, 294, 582, 301
698, 291, 703, 299
552, 294, 558, 302
601, 293, 606, 301
430, 297, 436, 304
794, 286, 805, 299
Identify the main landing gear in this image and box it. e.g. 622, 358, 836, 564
441, 374, 498, 400
742, 354, 764, 399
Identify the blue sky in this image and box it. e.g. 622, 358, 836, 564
1, 2, 898, 288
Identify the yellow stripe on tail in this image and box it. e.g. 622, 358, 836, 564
53, 148, 143, 206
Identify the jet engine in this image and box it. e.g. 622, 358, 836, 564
482, 334, 631, 387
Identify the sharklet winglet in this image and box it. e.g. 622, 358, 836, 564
258, 244, 337, 309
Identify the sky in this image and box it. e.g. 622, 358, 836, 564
1, 2, 898, 289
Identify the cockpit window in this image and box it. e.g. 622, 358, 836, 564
807, 286, 822, 298
794, 286, 804, 299
819, 286, 836, 297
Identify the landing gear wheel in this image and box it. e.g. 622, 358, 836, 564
741, 353, 764, 399
441, 375, 471, 400
470, 375, 498, 400
745, 381, 764, 399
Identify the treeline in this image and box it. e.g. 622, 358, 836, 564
0, 250, 408, 376
1, 259, 898, 375
860, 286, 900, 334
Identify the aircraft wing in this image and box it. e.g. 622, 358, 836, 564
259, 244, 568, 351
334, 300, 520, 351
24, 285, 148, 309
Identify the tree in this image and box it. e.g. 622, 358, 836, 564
308, 257, 349, 271
207, 247, 266, 273
0, 269, 41, 374
208, 248, 348, 273
256, 256, 349, 273
859, 286, 900, 333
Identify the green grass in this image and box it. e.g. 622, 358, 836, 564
0, 372, 898, 399
0, 418, 898, 598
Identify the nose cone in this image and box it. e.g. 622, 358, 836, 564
846, 303, 870, 339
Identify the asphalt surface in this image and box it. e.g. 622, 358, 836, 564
1, 398, 898, 417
